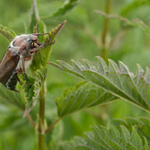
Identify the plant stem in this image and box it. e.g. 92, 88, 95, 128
39, 84, 45, 124
33, 0, 39, 18
45, 117, 61, 133
38, 134, 45, 150
100, 0, 111, 122
101, 0, 111, 62
26, 114, 35, 128
38, 82, 46, 150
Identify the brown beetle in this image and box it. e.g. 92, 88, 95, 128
0, 33, 52, 91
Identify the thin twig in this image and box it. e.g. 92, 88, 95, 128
33, 0, 39, 18
101, 0, 111, 46
95, 10, 150, 31
45, 118, 61, 133
38, 83, 46, 150
26, 114, 35, 128
83, 27, 101, 48
109, 30, 125, 50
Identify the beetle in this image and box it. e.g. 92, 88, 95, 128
0, 33, 52, 91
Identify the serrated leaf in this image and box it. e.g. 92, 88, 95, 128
28, 0, 39, 33
112, 117, 150, 145
31, 20, 66, 71
42, 0, 81, 19
21, 68, 47, 116
112, 117, 150, 144
0, 24, 16, 41
18, 74, 35, 109
56, 81, 117, 117
50, 57, 150, 112
43, 20, 66, 66
0, 83, 25, 111
61, 118, 150, 150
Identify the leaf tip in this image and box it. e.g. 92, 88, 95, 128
57, 60, 61, 63
71, 59, 75, 63
55, 20, 67, 34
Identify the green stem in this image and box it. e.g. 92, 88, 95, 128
38, 134, 45, 150
26, 114, 35, 128
33, 0, 39, 18
100, 0, 111, 122
38, 82, 46, 150
45, 117, 61, 133
39, 84, 45, 124
101, 0, 111, 62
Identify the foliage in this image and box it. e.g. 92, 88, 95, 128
56, 81, 117, 117
61, 117, 150, 150
0, 24, 16, 41
41, 0, 81, 19
51, 57, 150, 113
0, 0, 150, 150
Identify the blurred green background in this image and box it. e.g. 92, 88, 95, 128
0, 0, 150, 149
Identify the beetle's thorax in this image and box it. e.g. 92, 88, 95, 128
8, 34, 37, 70
9, 34, 37, 56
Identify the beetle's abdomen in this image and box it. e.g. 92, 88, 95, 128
5, 73, 17, 90
0, 49, 20, 88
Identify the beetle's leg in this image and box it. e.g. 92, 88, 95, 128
14, 71, 21, 84
30, 40, 55, 54
30, 44, 44, 54
12, 69, 22, 93
13, 89, 19, 93
32, 32, 50, 36
22, 58, 26, 80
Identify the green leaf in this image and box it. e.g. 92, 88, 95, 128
61, 118, 150, 150
42, 0, 81, 19
31, 20, 66, 71
18, 74, 35, 110
121, 0, 150, 17
96, 10, 150, 33
27, 0, 39, 33
19, 68, 47, 116
0, 83, 25, 111
0, 24, 16, 41
112, 117, 150, 145
56, 81, 117, 117
50, 57, 150, 112
46, 120, 63, 150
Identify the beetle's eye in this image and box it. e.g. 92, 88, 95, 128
28, 39, 32, 43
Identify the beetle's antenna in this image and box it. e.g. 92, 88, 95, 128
30, 40, 55, 53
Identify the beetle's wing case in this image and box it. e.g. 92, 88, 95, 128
0, 48, 20, 85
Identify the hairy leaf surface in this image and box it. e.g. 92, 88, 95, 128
0, 24, 16, 41
50, 57, 150, 112
20, 68, 47, 116
57, 81, 117, 117
61, 118, 150, 150
0, 84, 25, 111
31, 20, 66, 71
42, 0, 81, 19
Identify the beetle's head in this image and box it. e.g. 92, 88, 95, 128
9, 32, 51, 56
10, 34, 41, 55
